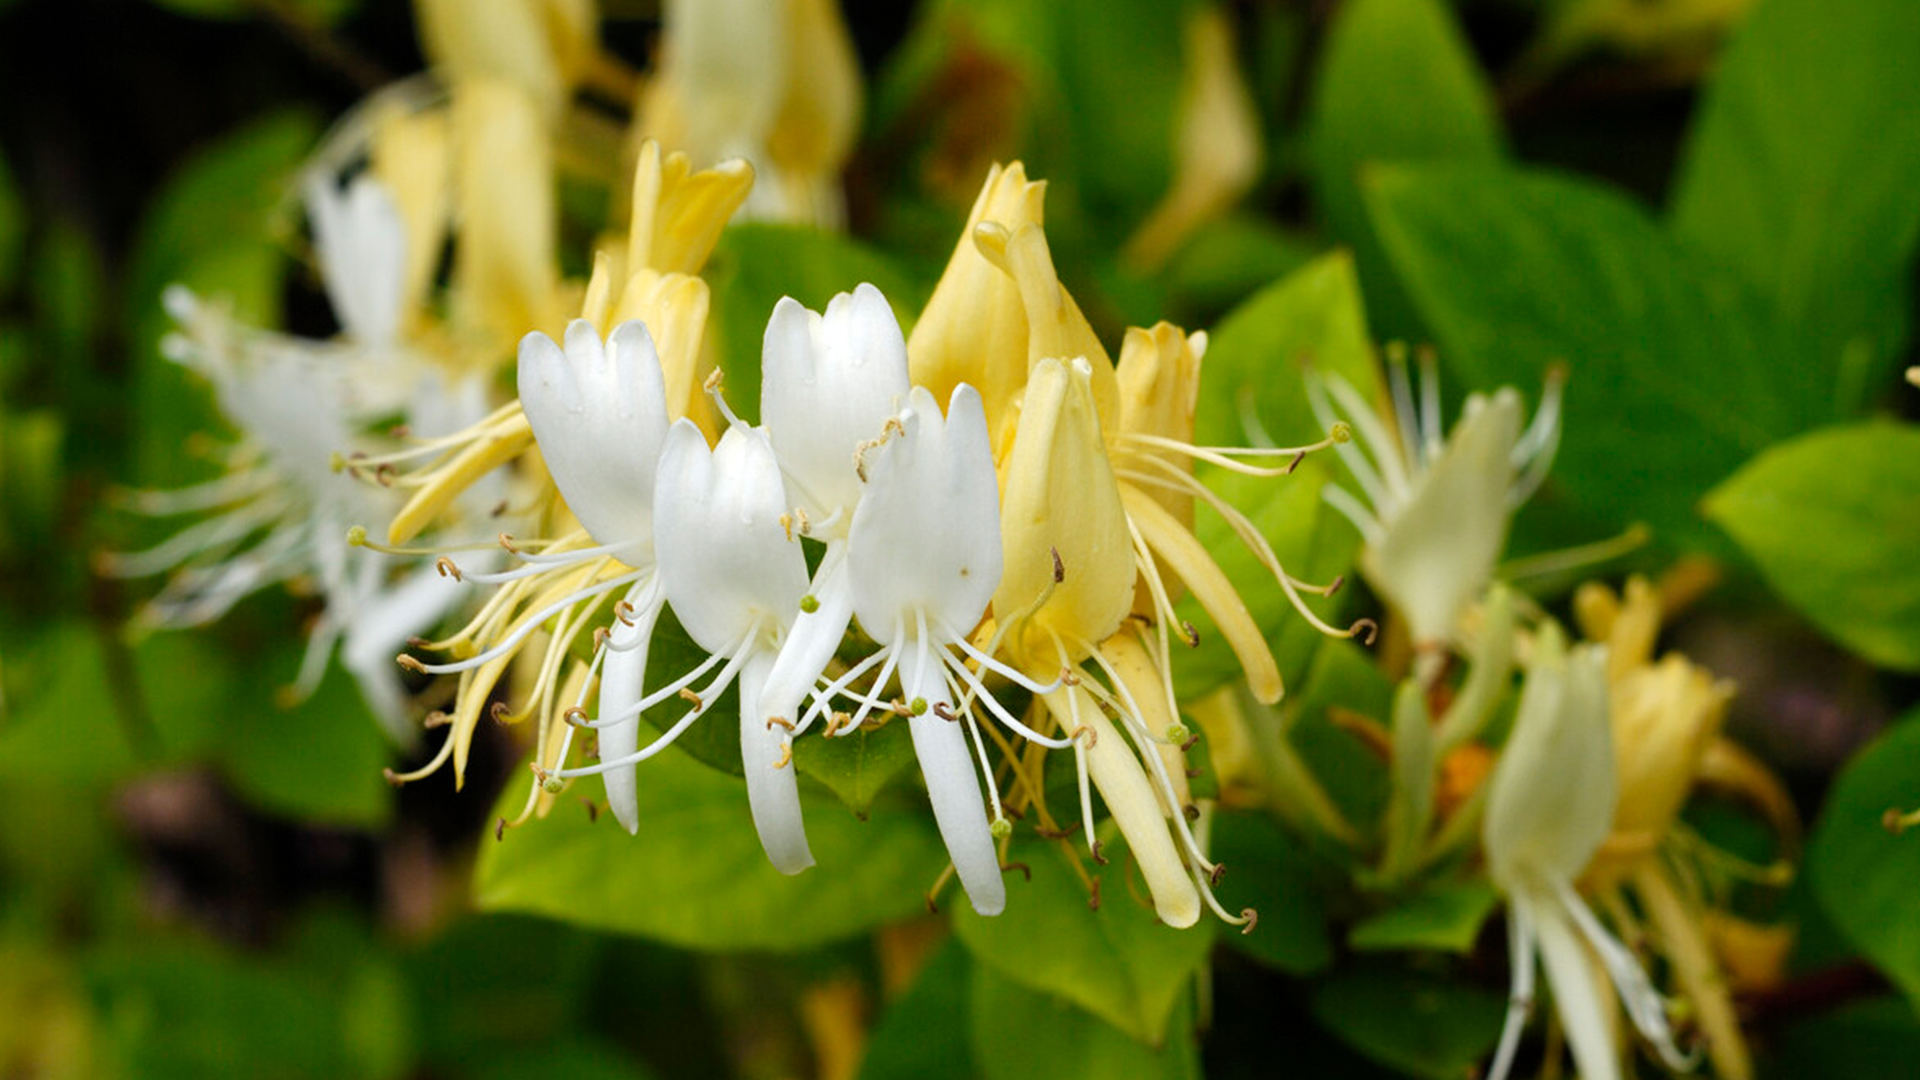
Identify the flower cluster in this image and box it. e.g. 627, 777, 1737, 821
381, 160, 1363, 926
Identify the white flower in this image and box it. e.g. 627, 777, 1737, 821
1310, 355, 1562, 650
755, 284, 912, 749
546, 418, 817, 874
305, 173, 408, 350
832, 384, 1068, 917
1482, 627, 1693, 1080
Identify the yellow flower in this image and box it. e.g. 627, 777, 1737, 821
447, 78, 566, 351
413, 0, 597, 121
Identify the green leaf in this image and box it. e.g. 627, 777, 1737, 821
1670, 0, 1920, 395
706, 224, 925, 424
0, 622, 140, 787
1192, 251, 1380, 452
1348, 879, 1498, 954
1808, 709, 1920, 1005
1308, 961, 1504, 1080
968, 965, 1200, 1080
1704, 422, 1920, 671
858, 941, 977, 1080
1307, 0, 1503, 337
952, 834, 1214, 1045
218, 649, 394, 828
1286, 638, 1394, 834
792, 720, 920, 818
1767, 997, 1920, 1080
474, 742, 948, 950
1210, 809, 1334, 974
1366, 161, 1821, 539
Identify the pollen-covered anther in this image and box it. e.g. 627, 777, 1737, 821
580, 799, 600, 823
771, 742, 793, 770
563, 707, 590, 729
779, 513, 794, 541
1209, 862, 1227, 886
1180, 733, 1200, 752
1002, 859, 1030, 881
497, 532, 521, 554
613, 600, 636, 626
1180, 621, 1200, 647
382, 767, 405, 788
1061, 668, 1082, 687
1349, 617, 1380, 646
932, 701, 959, 722
423, 711, 451, 729
766, 716, 795, 732
592, 627, 610, 649
434, 556, 463, 581
395, 653, 428, 674
1088, 878, 1104, 910
678, 688, 703, 710
1238, 908, 1258, 935
1091, 839, 1109, 866
1184, 804, 1201, 821
489, 701, 514, 724
1073, 724, 1097, 748
1050, 546, 1065, 583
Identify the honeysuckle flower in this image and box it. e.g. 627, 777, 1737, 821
1311, 352, 1563, 655
637, 0, 860, 225
304, 173, 406, 352
548, 419, 817, 874
1121, 5, 1264, 271
1484, 626, 1692, 1080
835, 383, 1061, 916
756, 285, 912, 741
1575, 576, 1750, 1080
448, 78, 565, 349
906, 162, 1046, 449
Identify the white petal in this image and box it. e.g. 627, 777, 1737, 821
900, 639, 1004, 915
756, 544, 854, 729
1484, 634, 1616, 891
339, 562, 468, 741
653, 421, 809, 653
307, 173, 408, 348
847, 384, 1002, 637
1364, 389, 1522, 644
517, 319, 669, 550
598, 584, 664, 835
738, 649, 814, 873
760, 284, 911, 523
1533, 892, 1621, 1080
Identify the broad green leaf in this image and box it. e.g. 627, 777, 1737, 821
792, 720, 920, 818
474, 742, 948, 950
952, 834, 1215, 1045
1045, 0, 1184, 226
1366, 162, 1821, 539
1192, 251, 1379, 451
1285, 638, 1394, 834
707, 224, 925, 424
1159, 213, 1318, 327
1767, 997, 1920, 1080
969, 965, 1200, 1080
399, 914, 600, 1063
1211, 809, 1334, 975
126, 111, 318, 487
858, 941, 976, 1080
1704, 422, 1920, 671
218, 649, 394, 828
1308, 961, 1504, 1080
1807, 709, 1920, 1005
1348, 879, 1498, 954
1307, 0, 1503, 338
0, 623, 141, 787
1670, 0, 1920, 396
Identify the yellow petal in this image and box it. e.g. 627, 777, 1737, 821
992, 358, 1135, 667
1098, 630, 1191, 813
369, 104, 451, 323
974, 220, 1120, 435
413, 0, 593, 120
449, 78, 563, 348
608, 267, 715, 431
764, 0, 863, 225
1114, 321, 1205, 528
907, 162, 1046, 450
627, 140, 755, 276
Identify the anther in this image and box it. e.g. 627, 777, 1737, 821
888, 697, 913, 715
1051, 546, 1065, 583
1209, 862, 1227, 886
435, 556, 463, 581
593, 627, 610, 649
423, 711, 451, 729
1185, 767, 1202, 779
795, 508, 811, 536
490, 500, 509, 518
1088, 877, 1103, 911
1326, 574, 1346, 596
766, 716, 795, 732
1349, 617, 1380, 646
495, 818, 508, 842
581, 799, 599, 823
374, 463, 396, 486
382, 767, 405, 788
678, 688, 703, 711
1033, 822, 1082, 839
563, 707, 589, 728
490, 701, 513, 724
780, 513, 794, 542
1073, 725, 1097, 749
925, 894, 940, 915
1239, 908, 1258, 935
614, 600, 635, 626
1003, 861, 1030, 882
498, 533, 521, 553
1061, 668, 1081, 687
1091, 840, 1109, 866
396, 654, 428, 673
1181, 621, 1200, 647
1180, 733, 1200, 753
388, 424, 411, 439
932, 701, 959, 723
772, 743, 793, 770
1184, 805, 1201, 822
1284, 450, 1305, 474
